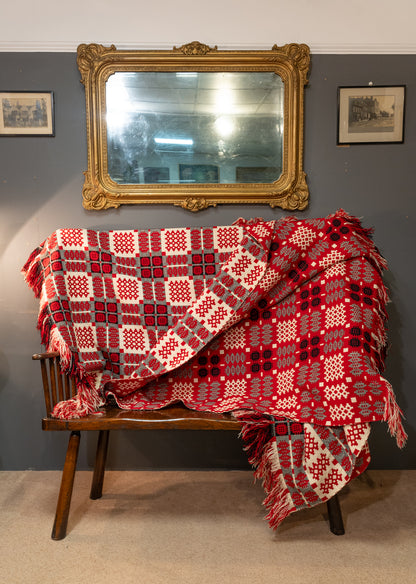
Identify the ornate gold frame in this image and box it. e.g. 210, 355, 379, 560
78, 41, 310, 211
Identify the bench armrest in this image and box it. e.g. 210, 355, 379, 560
33, 352, 76, 415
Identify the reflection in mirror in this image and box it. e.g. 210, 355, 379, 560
106, 72, 284, 185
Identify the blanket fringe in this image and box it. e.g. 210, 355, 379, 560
51, 377, 102, 419
335, 209, 375, 240
236, 413, 296, 529
37, 310, 79, 378
47, 327, 76, 374
21, 245, 44, 298
263, 470, 295, 530
236, 412, 274, 467
37, 305, 52, 347
335, 209, 388, 272
384, 382, 407, 448
43, 326, 102, 419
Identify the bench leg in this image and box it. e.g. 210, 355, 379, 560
90, 430, 110, 500
326, 493, 345, 535
52, 431, 80, 540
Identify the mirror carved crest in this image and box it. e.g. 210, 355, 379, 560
77, 41, 310, 211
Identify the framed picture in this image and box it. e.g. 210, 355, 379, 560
179, 164, 219, 184
0, 91, 54, 136
337, 86, 405, 144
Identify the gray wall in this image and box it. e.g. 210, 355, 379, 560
0, 53, 415, 470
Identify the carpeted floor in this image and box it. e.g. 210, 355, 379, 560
1, 470, 415, 584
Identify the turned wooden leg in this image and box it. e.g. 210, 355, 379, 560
90, 430, 110, 500
52, 431, 81, 540
326, 493, 345, 535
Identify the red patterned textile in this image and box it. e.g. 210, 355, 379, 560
23, 210, 406, 528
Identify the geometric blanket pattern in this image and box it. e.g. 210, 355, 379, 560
23, 210, 406, 529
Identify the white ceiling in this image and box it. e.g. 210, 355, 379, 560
1, 0, 415, 53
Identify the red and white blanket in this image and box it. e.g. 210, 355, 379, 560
23, 210, 406, 528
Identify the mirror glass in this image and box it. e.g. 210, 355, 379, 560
106, 71, 284, 185
78, 42, 310, 211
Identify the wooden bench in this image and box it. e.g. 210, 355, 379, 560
33, 351, 345, 540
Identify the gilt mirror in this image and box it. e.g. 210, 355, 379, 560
78, 41, 310, 211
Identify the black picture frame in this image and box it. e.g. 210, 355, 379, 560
337, 86, 405, 145
0, 91, 54, 136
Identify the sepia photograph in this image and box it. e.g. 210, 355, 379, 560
338, 86, 405, 144
0, 91, 54, 136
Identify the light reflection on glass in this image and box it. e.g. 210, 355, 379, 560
106, 71, 284, 185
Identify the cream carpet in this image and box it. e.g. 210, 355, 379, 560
1, 470, 415, 584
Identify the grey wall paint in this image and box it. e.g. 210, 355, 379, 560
0, 53, 415, 471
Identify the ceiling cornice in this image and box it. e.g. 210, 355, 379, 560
1, 41, 416, 54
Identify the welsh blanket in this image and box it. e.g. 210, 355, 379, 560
23, 210, 406, 529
